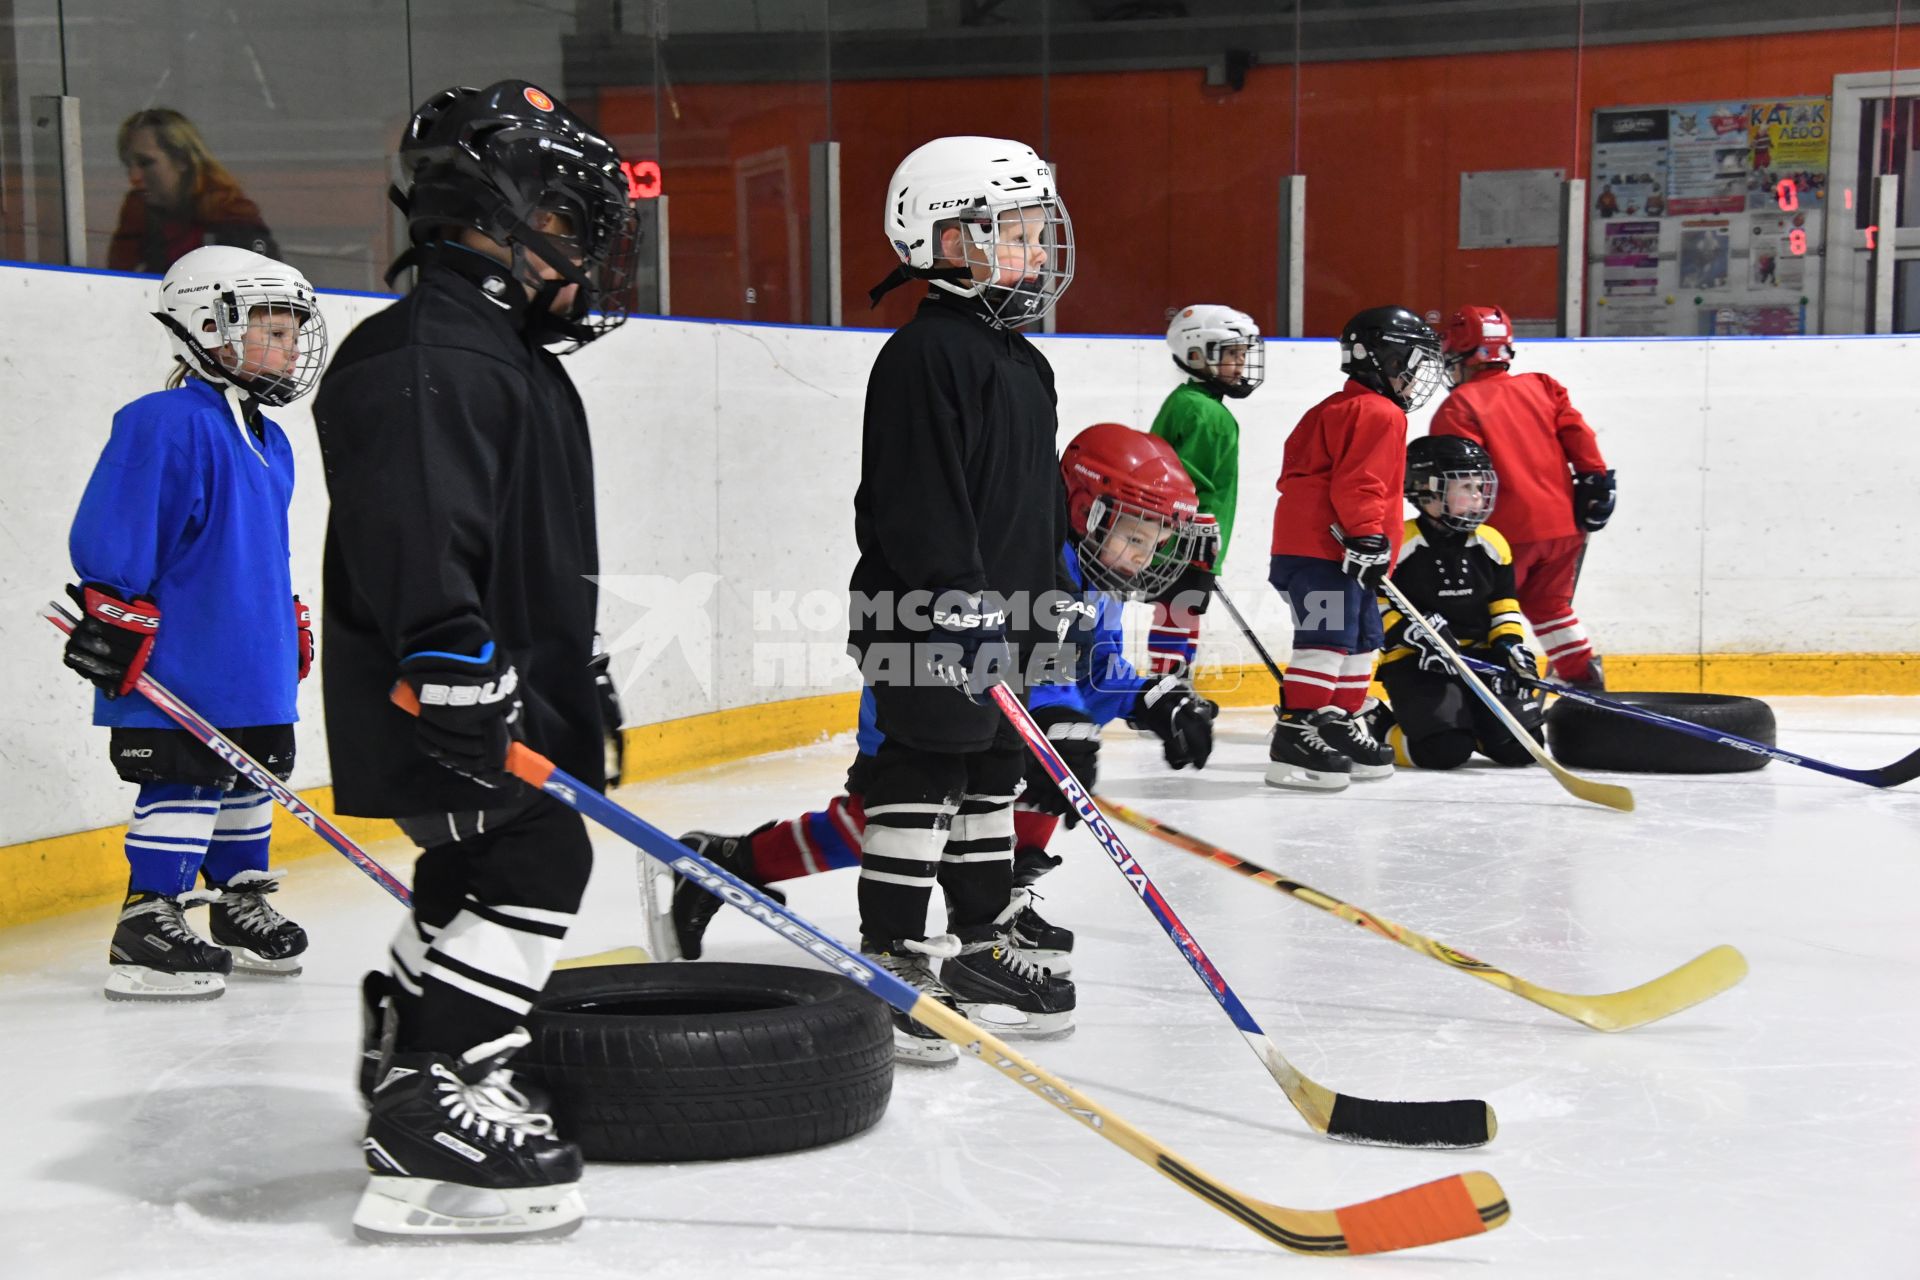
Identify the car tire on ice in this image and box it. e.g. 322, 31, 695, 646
519, 962, 894, 1163
1545, 691, 1776, 774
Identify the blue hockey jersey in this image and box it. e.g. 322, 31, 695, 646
69, 376, 298, 729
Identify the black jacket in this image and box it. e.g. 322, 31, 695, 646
1377, 515, 1528, 670
312, 247, 603, 816
848, 291, 1071, 664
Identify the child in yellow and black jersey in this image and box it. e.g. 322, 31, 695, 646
1368, 435, 1546, 770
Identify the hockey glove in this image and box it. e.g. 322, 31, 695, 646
1033, 594, 1101, 686
925, 591, 1013, 704
63, 582, 160, 698
590, 635, 625, 785
1192, 514, 1223, 572
1487, 634, 1541, 698
398, 651, 525, 789
294, 596, 314, 681
1331, 526, 1392, 589
1025, 705, 1099, 827
1131, 674, 1217, 770
1573, 469, 1617, 532
1405, 613, 1456, 675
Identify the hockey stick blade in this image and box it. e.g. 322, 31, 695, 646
1376, 575, 1633, 812
991, 684, 1495, 1149
1462, 654, 1920, 790
1100, 799, 1749, 1032
384, 685, 1511, 1255
44, 603, 414, 906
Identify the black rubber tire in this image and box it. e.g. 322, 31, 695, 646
1545, 691, 1776, 774
519, 962, 893, 1163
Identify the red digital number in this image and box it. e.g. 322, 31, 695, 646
622, 160, 663, 200
1775, 179, 1799, 212
1788, 228, 1807, 255
1867, 225, 1878, 250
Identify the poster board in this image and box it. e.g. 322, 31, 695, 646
1459, 168, 1566, 248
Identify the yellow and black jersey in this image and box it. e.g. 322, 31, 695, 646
1377, 516, 1527, 667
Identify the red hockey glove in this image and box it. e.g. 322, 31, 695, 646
63, 582, 160, 698
294, 596, 314, 681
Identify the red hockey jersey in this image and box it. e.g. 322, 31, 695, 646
1428, 368, 1607, 543
1270, 379, 1410, 562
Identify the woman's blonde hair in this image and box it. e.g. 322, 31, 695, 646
116, 108, 248, 214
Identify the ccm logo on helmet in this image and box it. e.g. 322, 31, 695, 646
523, 86, 555, 112
927, 197, 980, 211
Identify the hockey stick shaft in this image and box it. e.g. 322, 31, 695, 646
1376, 577, 1634, 812
1211, 583, 1288, 688
43, 603, 414, 906
989, 682, 1495, 1148
1460, 654, 1920, 789
1098, 798, 1747, 1032
384, 687, 1508, 1255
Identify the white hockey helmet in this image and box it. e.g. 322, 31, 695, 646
876, 135, 1074, 330
1166, 304, 1264, 398
154, 245, 327, 406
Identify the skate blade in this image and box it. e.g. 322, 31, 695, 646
352, 1175, 585, 1244
225, 946, 303, 977
1263, 763, 1351, 792
1346, 761, 1396, 781
105, 966, 226, 1002
637, 861, 685, 962
956, 1001, 1076, 1039
893, 1032, 959, 1067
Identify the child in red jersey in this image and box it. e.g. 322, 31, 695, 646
1430, 305, 1615, 689
1265, 306, 1441, 793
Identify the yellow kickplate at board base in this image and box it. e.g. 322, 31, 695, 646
554, 945, 651, 970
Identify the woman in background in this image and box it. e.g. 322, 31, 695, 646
108, 108, 278, 274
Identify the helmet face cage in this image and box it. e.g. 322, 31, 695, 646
167, 275, 327, 407
1076, 497, 1202, 600
1350, 331, 1443, 411
938, 197, 1075, 329
1410, 467, 1499, 532
1203, 333, 1266, 397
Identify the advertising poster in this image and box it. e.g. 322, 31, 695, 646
1678, 218, 1732, 289
1705, 304, 1805, 335
1667, 103, 1751, 215
1748, 97, 1829, 211
1747, 212, 1811, 290
1592, 109, 1669, 219
1601, 219, 1661, 296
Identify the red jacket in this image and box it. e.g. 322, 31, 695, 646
1428, 368, 1607, 543
1270, 379, 1409, 562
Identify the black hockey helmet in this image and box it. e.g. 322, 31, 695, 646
391, 79, 639, 347
1341, 305, 1443, 411
1406, 434, 1498, 532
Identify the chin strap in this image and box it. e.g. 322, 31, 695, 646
867, 263, 974, 308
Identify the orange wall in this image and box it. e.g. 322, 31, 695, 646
594, 23, 1904, 335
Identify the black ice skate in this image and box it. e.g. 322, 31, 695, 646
862, 936, 964, 1067
941, 923, 1075, 1039
1318, 706, 1396, 781
354, 1027, 585, 1243
1010, 847, 1074, 972
668, 829, 782, 960
357, 970, 552, 1117
1265, 708, 1354, 792
105, 889, 233, 1002
206, 869, 308, 976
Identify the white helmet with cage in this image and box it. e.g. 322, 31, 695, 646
154, 246, 327, 407
876, 135, 1074, 329
1166, 304, 1264, 398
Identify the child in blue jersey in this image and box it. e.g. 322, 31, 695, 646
63, 245, 327, 1002
658, 426, 1217, 1031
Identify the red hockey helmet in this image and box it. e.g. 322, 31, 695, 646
1441, 304, 1515, 386
1060, 423, 1202, 599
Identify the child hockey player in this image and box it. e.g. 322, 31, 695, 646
663, 424, 1217, 1064
1370, 435, 1546, 768
1430, 304, 1615, 688
1265, 305, 1442, 792
314, 80, 639, 1243
64, 245, 326, 1003
1146, 304, 1264, 675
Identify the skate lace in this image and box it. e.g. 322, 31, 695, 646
135, 890, 219, 944
874, 934, 962, 999
216, 870, 290, 934
431, 1066, 555, 1146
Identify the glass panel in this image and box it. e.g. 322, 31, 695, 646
60, 0, 410, 290
0, 1, 66, 264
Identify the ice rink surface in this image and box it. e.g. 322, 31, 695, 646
3, 698, 1917, 1279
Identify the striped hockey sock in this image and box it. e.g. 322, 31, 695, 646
124, 782, 222, 897
1280, 646, 1345, 711
1332, 650, 1378, 714
1534, 612, 1595, 680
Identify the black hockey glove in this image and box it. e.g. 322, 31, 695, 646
1192, 515, 1223, 572
63, 582, 160, 698
1131, 674, 1217, 770
1573, 469, 1616, 532
1025, 705, 1099, 827
398, 652, 525, 789
590, 635, 625, 786
1405, 613, 1456, 675
1331, 525, 1392, 589
1487, 634, 1542, 698
925, 591, 1013, 704
1032, 594, 1100, 686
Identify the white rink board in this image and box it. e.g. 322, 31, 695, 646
2, 259, 1914, 846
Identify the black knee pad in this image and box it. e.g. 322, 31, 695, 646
864, 738, 968, 810
1407, 730, 1475, 771
1479, 736, 1538, 767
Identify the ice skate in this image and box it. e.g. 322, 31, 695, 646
1264, 708, 1354, 792
105, 890, 232, 1002
1318, 706, 1396, 780
207, 869, 307, 976
941, 921, 1075, 1039
862, 935, 965, 1066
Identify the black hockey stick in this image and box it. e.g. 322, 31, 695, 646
1462, 654, 1920, 789
991, 682, 1496, 1148
1213, 582, 1289, 689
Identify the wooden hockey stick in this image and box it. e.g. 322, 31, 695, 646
1461, 654, 1920, 789
1100, 799, 1747, 1032
991, 683, 1497, 1149
385, 686, 1509, 1257
44, 603, 414, 906
1376, 577, 1635, 812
